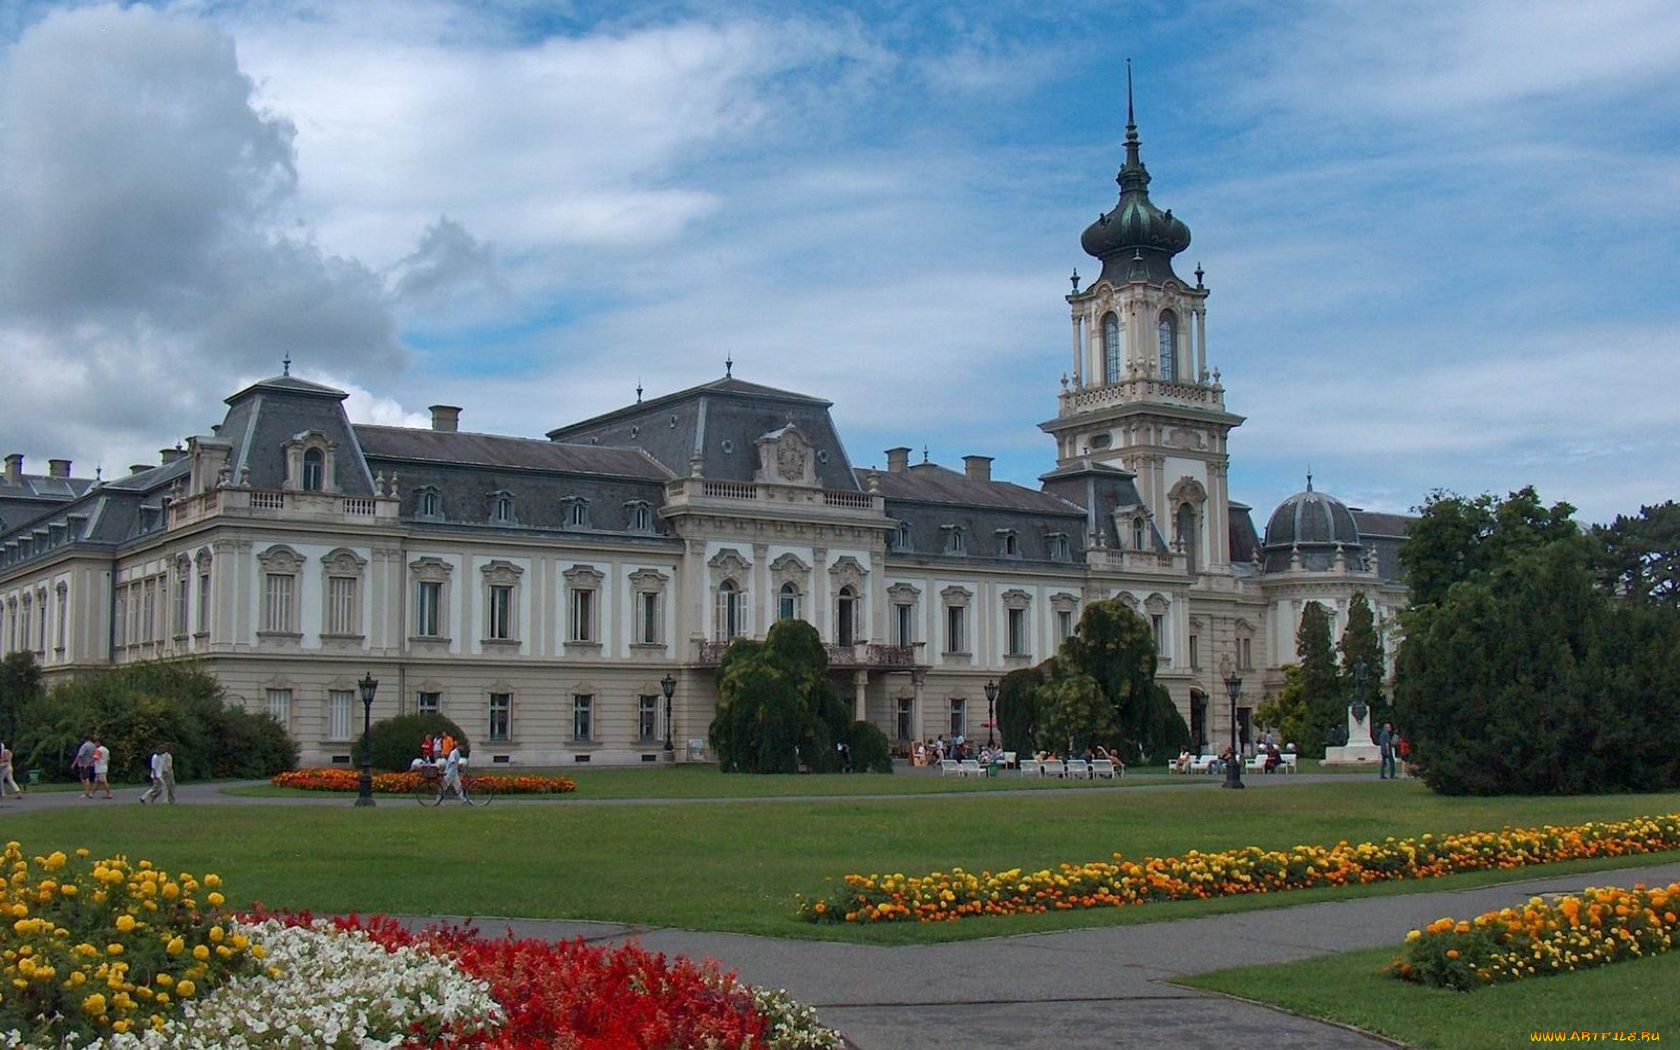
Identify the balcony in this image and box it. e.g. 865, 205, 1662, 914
662, 477, 886, 520
1057, 375, 1225, 417
692, 638, 923, 670
168, 487, 400, 530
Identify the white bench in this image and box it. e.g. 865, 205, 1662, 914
1064, 759, 1091, 780
939, 758, 960, 776
1091, 758, 1121, 779
1245, 754, 1269, 773
1001, 751, 1018, 770
1188, 754, 1220, 774
1281, 753, 1299, 774
958, 759, 984, 778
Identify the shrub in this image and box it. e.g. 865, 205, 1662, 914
843, 720, 893, 774
353, 713, 470, 773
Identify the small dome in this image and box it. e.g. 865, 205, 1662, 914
1080, 119, 1191, 286
1263, 482, 1362, 551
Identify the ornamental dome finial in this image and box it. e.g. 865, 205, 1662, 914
1079, 64, 1191, 287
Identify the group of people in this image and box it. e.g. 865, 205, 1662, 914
414, 732, 468, 799
67, 736, 177, 802
1031, 745, 1125, 774
910, 736, 1011, 768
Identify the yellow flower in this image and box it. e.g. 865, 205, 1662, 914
175, 979, 195, 997
114, 914, 136, 933
191, 945, 209, 961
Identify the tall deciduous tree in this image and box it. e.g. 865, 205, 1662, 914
1594, 501, 1680, 610
708, 619, 854, 774
0, 651, 44, 745
1400, 487, 1580, 609
1337, 592, 1387, 737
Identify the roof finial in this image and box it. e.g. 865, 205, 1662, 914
1306, 467, 1314, 492
1194, 262, 1205, 288
635, 379, 643, 404
921, 445, 929, 464
724, 354, 733, 378
282, 352, 291, 377
1126, 57, 1135, 129
1069, 267, 1080, 293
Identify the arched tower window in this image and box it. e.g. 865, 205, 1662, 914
1102, 312, 1121, 384
1131, 516, 1146, 551
715, 580, 742, 640
1176, 502, 1199, 573
1158, 311, 1178, 381
301, 449, 324, 492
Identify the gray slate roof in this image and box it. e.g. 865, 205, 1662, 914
355, 427, 673, 480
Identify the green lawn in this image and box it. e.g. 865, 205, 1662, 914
1181, 946, 1680, 1049
6, 780, 1677, 945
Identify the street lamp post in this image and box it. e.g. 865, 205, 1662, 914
661, 673, 677, 762
983, 679, 998, 748
355, 672, 378, 807
1222, 672, 1245, 790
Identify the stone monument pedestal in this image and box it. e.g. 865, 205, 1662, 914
1322, 705, 1382, 767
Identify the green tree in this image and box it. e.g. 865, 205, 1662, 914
1400, 487, 1581, 609
1594, 501, 1680, 610
1336, 592, 1388, 736
1052, 600, 1188, 763
1293, 601, 1341, 756
1253, 665, 1316, 753
1035, 674, 1115, 755
0, 651, 44, 746
1395, 539, 1680, 794
707, 620, 857, 774
994, 664, 1046, 755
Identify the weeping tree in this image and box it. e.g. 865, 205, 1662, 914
1039, 600, 1188, 764
708, 619, 853, 774
994, 664, 1047, 755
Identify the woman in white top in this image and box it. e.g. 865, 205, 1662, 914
0, 743, 21, 799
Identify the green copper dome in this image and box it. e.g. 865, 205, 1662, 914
1080, 93, 1191, 286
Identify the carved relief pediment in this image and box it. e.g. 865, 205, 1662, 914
755, 423, 817, 487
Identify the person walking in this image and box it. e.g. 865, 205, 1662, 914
1378, 722, 1397, 780
73, 736, 95, 797
139, 745, 176, 804
0, 742, 23, 800
90, 738, 113, 799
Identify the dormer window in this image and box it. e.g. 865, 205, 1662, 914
417, 487, 441, 519
301, 448, 324, 491
997, 530, 1019, 558
1131, 516, 1146, 551
564, 496, 590, 528
943, 525, 966, 556
1047, 532, 1070, 562
625, 501, 653, 531
490, 491, 516, 525
889, 522, 912, 552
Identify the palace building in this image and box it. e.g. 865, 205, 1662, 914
0, 105, 1411, 766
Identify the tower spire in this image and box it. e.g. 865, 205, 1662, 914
1123, 58, 1142, 173
1126, 57, 1135, 129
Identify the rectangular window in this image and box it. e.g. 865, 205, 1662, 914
174, 575, 190, 637
638, 695, 658, 743
569, 588, 594, 643
197, 572, 210, 634
1239, 636, 1253, 670
1056, 609, 1073, 643
1150, 614, 1164, 651
326, 577, 357, 635
262, 574, 294, 633
56, 589, 67, 651
896, 698, 913, 742
489, 693, 511, 742
328, 689, 354, 740
37, 598, 48, 653
894, 603, 914, 647
950, 698, 966, 739
572, 694, 593, 742
265, 688, 291, 726
1188, 634, 1199, 669
417, 691, 441, 716
128, 586, 139, 645
945, 605, 966, 653
113, 590, 126, 649
1006, 607, 1027, 656
637, 591, 661, 645
488, 584, 513, 640
416, 580, 442, 637
142, 579, 156, 642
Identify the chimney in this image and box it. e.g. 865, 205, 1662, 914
885, 447, 911, 473
159, 448, 185, 466
4, 454, 22, 485
962, 455, 993, 483
48, 458, 71, 478
129, 464, 152, 476
429, 405, 461, 433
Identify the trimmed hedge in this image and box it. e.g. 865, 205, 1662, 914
353, 713, 470, 772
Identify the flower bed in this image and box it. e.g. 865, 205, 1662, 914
271, 767, 576, 795
798, 812, 1680, 924
1389, 880, 1680, 990
0, 842, 841, 1048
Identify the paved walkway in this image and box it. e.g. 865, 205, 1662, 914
9, 778, 1677, 1048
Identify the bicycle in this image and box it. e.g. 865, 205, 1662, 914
412, 761, 494, 807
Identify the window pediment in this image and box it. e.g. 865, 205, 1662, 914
410, 556, 453, 583
940, 585, 972, 607
322, 547, 367, 576
1001, 588, 1032, 610
257, 544, 304, 573
481, 559, 524, 586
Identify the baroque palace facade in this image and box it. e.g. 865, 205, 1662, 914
0, 109, 1411, 767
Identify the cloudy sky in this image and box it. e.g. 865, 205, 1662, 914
1, 1, 1676, 526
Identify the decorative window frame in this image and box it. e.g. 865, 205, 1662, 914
409, 556, 454, 645
624, 499, 654, 532
486, 681, 516, 744
260, 675, 297, 730
940, 584, 972, 657
771, 553, 810, 622
888, 521, 913, 552
320, 547, 367, 644
324, 675, 360, 742
569, 683, 598, 745
886, 582, 920, 648
256, 544, 304, 642
1045, 531, 1070, 562
628, 568, 669, 648
708, 548, 752, 642
414, 680, 445, 717
1001, 588, 1033, 659
1145, 592, 1170, 662
563, 495, 591, 529
996, 529, 1020, 558
941, 525, 967, 556
54, 581, 68, 655
1234, 617, 1257, 670
281, 431, 338, 494
488, 489, 518, 526
562, 564, 604, 650
415, 486, 443, 521
827, 555, 867, 594
1114, 590, 1142, 614
481, 559, 524, 648
193, 547, 213, 640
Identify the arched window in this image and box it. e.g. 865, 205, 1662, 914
715, 580, 742, 640
1176, 502, 1199, 573
1157, 311, 1178, 381
491, 493, 515, 524
418, 488, 440, 518
301, 448, 325, 491
1102, 312, 1121, 384
1131, 516, 1146, 551
836, 586, 857, 647
778, 582, 802, 622
890, 522, 912, 552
